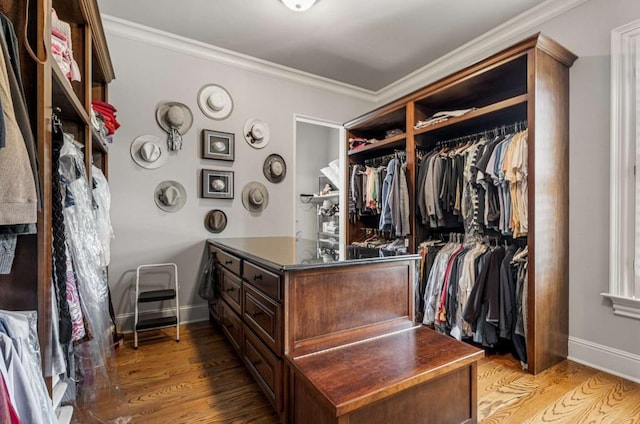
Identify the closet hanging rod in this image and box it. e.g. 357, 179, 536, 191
419, 120, 528, 149
362, 150, 406, 167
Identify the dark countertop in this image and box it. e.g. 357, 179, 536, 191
207, 237, 420, 271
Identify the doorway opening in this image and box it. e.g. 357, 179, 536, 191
292, 115, 346, 257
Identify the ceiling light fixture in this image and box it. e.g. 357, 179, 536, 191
281, 0, 316, 12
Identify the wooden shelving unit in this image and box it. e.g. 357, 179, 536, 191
0, 0, 115, 405
344, 33, 577, 375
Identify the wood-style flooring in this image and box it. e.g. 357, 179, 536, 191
75, 322, 640, 423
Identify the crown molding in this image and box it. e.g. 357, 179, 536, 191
375, 0, 591, 104
103, 0, 590, 107
101, 15, 378, 103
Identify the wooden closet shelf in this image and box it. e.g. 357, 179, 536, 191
348, 133, 406, 158
91, 128, 109, 153
413, 94, 528, 137
52, 61, 90, 126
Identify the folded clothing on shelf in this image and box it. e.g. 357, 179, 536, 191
414, 108, 477, 130
91, 101, 121, 136
51, 9, 81, 82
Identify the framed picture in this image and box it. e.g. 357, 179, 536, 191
202, 129, 235, 161
202, 169, 234, 199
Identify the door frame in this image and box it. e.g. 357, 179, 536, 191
291, 114, 346, 252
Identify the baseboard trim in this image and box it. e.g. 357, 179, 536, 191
115, 303, 210, 333
568, 336, 640, 383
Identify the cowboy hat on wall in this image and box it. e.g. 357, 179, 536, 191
263, 153, 286, 183
241, 181, 269, 213
156, 101, 193, 151
130, 135, 168, 169
154, 180, 187, 213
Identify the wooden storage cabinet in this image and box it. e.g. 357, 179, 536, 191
344, 33, 576, 374
209, 243, 285, 416
208, 237, 421, 423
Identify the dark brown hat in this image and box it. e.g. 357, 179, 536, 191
204, 209, 227, 233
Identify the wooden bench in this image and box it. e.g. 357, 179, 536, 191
287, 326, 484, 424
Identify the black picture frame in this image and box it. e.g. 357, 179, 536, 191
202, 129, 235, 161
201, 169, 234, 199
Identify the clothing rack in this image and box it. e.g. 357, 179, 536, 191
424, 120, 528, 149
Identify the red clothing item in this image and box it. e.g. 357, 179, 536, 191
0, 374, 21, 424
437, 245, 464, 323
91, 100, 117, 113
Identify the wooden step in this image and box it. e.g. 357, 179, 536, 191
136, 316, 178, 331
138, 289, 176, 303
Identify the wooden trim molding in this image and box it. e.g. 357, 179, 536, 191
603, 18, 640, 320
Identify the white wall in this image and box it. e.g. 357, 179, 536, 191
104, 28, 373, 328
538, 0, 640, 379
295, 123, 339, 240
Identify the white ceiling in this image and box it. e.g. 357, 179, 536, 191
97, 0, 548, 91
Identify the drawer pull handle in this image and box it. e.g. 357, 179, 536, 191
252, 359, 262, 366
250, 310, 263, 318
224, 287, 235, 293
253, 274, 263, 281
224, 323, 234, 329
225, 260, 233, 265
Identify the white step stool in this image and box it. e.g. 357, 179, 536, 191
134, 263, 180, 349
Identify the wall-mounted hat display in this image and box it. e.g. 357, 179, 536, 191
241, 181, 269, 212
263, 153, 286, 183
156, 102, 193, 151
243, 118, 270, 149
204, 209, 228, 233
130, 135, 167, 169
197, 84, 233, 120
154, 180, 187, 213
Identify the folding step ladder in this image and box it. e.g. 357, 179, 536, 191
134, 263, 180, 349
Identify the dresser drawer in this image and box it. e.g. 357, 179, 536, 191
220, 269, 242, 315
220, 301, 243, 356
243, 260, 281, 300
217, 249, 242, 276
243, 284, 282, 355
243, 325, 282, 412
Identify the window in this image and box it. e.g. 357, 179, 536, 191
604, 18, 640, 320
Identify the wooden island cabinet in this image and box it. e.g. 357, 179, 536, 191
207, 237, 483, 423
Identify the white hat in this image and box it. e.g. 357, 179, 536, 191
130, 135, 168, 169
204, 209, 228, 233
263, 154, 286, 183
197, 84, 233, 120
241, 182, 269, 212
154, 180, 187, 213
243, 118, 270, 149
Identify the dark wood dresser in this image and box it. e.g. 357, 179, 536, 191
207, 237, 483, 423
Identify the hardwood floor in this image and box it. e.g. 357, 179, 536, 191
76, 322, 640, 423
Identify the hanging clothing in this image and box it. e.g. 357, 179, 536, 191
92, 165, 114, 267
0, 310, 57, 424
0, 13, 41, 210
0, 17, 38, 274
